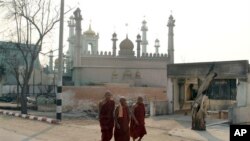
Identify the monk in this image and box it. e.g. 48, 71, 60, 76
99, 91, 115, 141
130, 96, 147, 141
114, 97, 130, 141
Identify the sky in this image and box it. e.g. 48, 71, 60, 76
2, 0, 250, 65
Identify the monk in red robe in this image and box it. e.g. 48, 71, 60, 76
99, 91, 115, 141
114, 97, 130, 141
130, 96, 147, 141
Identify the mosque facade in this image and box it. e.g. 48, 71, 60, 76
58, 8, 175, 87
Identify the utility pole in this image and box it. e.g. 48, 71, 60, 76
57, 0, 64, 121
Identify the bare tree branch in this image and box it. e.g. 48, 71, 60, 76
1, 0, 61, 114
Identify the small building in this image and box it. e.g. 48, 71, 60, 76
0, 41, 54, 97
0, 41, 41, 85
166, 60, 249, 115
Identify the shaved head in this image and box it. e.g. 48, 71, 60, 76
137, 96, 143, 103
104, 91, 112, 100
119, 97, 127, 106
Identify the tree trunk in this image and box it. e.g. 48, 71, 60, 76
20, 85, 28, 114
16, 84, 20, 107
191, 71, 217, 131
191, 95, 209, 130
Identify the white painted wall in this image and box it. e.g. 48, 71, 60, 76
74, 57, 168, 87
247, 74, 250, 106
236, 80, 248, 107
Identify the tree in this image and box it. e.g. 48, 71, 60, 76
191, 65, 217, 130
1, 0, 61, 114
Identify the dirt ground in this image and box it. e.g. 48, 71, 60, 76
0, 114, 197, 141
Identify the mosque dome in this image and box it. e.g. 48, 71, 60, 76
84, 24, 96, 36
119, 36, 134, 50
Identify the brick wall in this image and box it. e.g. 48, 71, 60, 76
62, 85, 167, 112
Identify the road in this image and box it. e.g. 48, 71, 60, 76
0, 114, 229, 141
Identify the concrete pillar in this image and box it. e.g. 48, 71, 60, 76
150, 101, 155, 116
56, 0, 64, 120
167, 78, 174, 114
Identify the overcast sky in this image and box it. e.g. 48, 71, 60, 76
2, 0, 250, 65
63, 0, 250, 63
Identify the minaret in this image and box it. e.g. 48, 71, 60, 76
111, 32, 118, 56
68, 16, 75, 62
141, 20, 148, 54
167, 15, 175, 64
73, 8, 82, 86
49, 50, 53, 72
73, 8, 82, 66
136, 34, 141, 58
68, 16, 75, 38
154, 39, 160, 54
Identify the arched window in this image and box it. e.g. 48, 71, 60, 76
87, 43, 93, 53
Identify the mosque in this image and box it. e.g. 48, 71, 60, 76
57, 8, 175, 87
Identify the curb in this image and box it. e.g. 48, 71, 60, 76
0, 110, 59, 124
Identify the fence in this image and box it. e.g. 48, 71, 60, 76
0, 85, 56, 99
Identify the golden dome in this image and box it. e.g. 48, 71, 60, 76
84, 24, 96, 36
